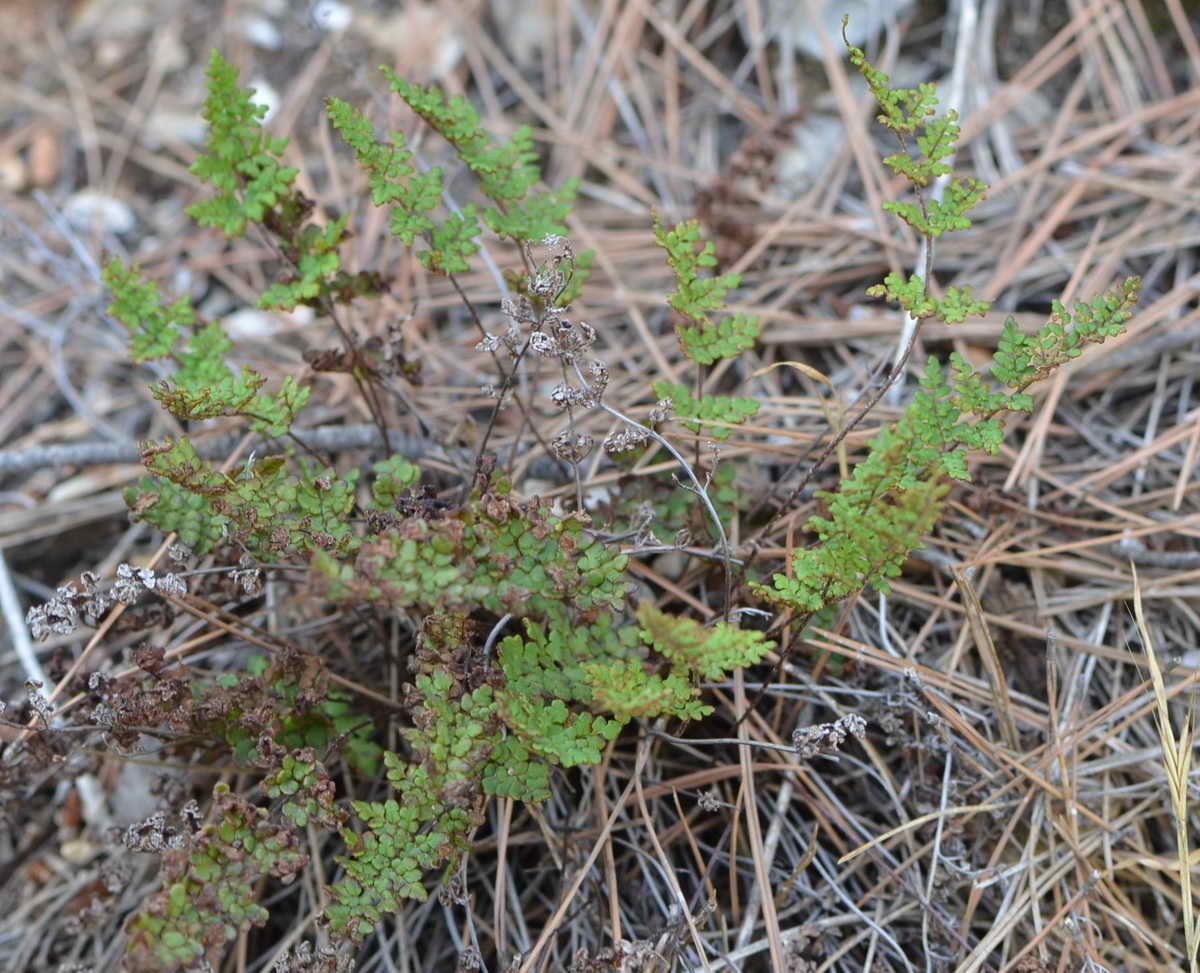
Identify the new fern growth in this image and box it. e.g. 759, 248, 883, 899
755, 26, 1141, 620
654, 215, 761, 365
186, 52, 299, 238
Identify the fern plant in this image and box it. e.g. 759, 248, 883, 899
89, 51, 778, 962
23, 28, 1142, 971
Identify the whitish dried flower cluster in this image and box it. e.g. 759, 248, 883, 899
25, 679, 52, 725
474, 236, 609, 416
792, 713, 867, 759
25, 565, 187, 641
549, 432, 595, 463
602, 399, 674, 456
271, 939, 355, 973
232, 553, 263, 596
551, 360, 608, 410
113, 563, 186, 603
120, 802, 200, 853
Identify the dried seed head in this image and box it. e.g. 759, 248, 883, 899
233, 562, 263, 596
550, 383, 583, 410
529, 266, 564, 299
157, 573, 186, 597
648, 398, 674, 425
113, 564, 142, 605
542, 234, 573, 262
603, 428, 650, 455
550, 432, 595, 463
792, 714, 867, 759
25, 680, 51, 725
528, 331, 557, 357
501, 295, 539, 328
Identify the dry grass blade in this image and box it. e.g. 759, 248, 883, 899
1132, 563, 1199, 973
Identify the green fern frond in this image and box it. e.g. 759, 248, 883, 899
102, 259, 193, 362
638, 601, 774, 680
653, 216, 760, 364
258, 216, 349, 310
329, 658, 500, 937
130, 439, 359, 559
187, 50, 298, 237
124, 784, 307, 970
652, 380, 759, 440
585, 658, 713, 721
991, 277, 1141, 389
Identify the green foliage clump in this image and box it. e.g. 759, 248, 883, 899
326, 96, 442, 245
184, 50, 384, 313
990, 277, 1141, 387
866, 271, 990, 326
584, 658, 709, 721
102, 259, 194, 362
127, 449, 414, 564
309, 485, 782, 934
638, 601, 774, 681
759, 33, 1141, 622
582, 602, 775, 723
124, 784, 309, 971
328, 661, 500, 936
257, 216, 350, 310
103, 262, 311, 437
654, 217, 760, 364
311, 484, 630, 616
263, 749, 347, 830
327, 66, 581, 281
368, 454, 422, 507
497, 694, 622, 768
497, 613, 639, 703
127, 439, 359, 559
382, 69, 579, 245
90, 36, 1147, 970
125, 474, 227, 553
493, 614, 633, 768
652, 380, 759, 439
94, 48, 790, 967
757, 421, 951, 613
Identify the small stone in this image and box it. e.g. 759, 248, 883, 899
63, 190, 135, 234
60, 838, 99, 866
653, 550, 688, 580
225, 308, 279, 339
247, 78, 281, 123
0, 154, 27, 192
239, 14, 281, 50
312, 0, 352, 32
